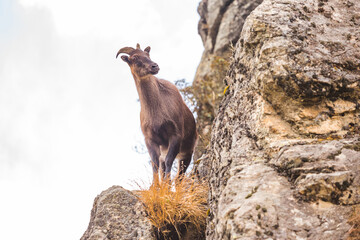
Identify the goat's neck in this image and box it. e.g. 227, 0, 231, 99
132, 73, 162, 115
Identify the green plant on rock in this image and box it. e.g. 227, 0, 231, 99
176, 56, 229, 157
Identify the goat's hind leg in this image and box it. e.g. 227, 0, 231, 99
173, 153, 192, 191
177, 152, 192, 180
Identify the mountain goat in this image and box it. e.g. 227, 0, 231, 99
116, 44, 197, 183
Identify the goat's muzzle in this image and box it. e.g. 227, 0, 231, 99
150, 63, 160, 74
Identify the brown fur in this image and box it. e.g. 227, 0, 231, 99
116, 44, 197, 183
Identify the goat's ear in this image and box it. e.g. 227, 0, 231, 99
144, 46, 151, 54
121, 55, 130, 63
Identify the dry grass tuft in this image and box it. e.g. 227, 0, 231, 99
136, 177, 208, 239
348, 206, 360, 240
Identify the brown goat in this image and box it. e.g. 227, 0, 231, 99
116, 44, 197, 183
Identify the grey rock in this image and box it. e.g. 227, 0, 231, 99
270, 139, 360, 205
198, 0, 263, 54
81, 186, 154, 240
202, 0, 360, 239
209, 163, 351, 240
193, 0, 263, 160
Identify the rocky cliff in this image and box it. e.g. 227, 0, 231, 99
82, 0, 360, 239
193, 0, 263, 159
199, 0, 360, 239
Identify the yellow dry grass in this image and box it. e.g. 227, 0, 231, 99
136, 177, 208, 238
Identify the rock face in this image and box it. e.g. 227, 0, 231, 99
197, 0, 264, 55
81, 186, 154, 240
200, 0, 360, 239
193, 0, 263, 159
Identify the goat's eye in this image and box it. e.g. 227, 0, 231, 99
132, 56, 138, 61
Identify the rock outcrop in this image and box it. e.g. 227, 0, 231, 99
81, 186, 153, 240
201, 0, 360, 239
193, 0, 263, 159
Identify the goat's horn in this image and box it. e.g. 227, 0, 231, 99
116, 47, 135, 58
136, 43, 141, 49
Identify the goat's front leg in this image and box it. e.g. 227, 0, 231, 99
145, 138, 160, 185
164, 135, 181, 179
160, 156, 166, 182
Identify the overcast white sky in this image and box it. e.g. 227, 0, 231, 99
0, 0, 203, 239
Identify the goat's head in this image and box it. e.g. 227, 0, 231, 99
116, 43, 159, 77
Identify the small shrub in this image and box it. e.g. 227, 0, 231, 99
136, 177, 208, 239
176, 56, 230, 157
